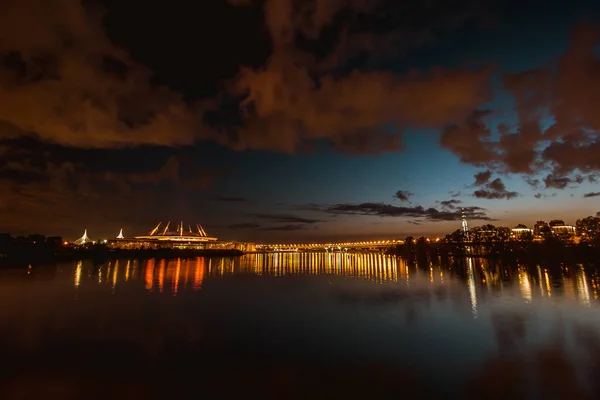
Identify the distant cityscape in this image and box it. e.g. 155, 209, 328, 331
2, 211, 598, 255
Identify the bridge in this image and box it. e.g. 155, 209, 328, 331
255, 239, 404, 252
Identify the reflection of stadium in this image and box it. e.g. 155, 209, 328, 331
101, 222, 255, 252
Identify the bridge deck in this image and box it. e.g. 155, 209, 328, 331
256, 239, 404, 251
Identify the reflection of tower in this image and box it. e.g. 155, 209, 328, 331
467, 258, 478, 318
461, 208, 469, 239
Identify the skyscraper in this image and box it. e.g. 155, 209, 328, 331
461, 208, 469, 238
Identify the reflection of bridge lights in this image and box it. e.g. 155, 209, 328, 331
172, 259, 181, 296
111, 261, 119, 289
145, 260, 155, 291
192, 258, 205, 291
158, 260, 166, 293
74, 261, 82, 288
125, 260, 131, 281
234, 253, 403, 283
576, 266, 591, 306
518, 269, 532, 302
467, 259, 478, 318
544, 270, 552, 297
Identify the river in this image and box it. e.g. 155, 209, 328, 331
1, 253, 599, 399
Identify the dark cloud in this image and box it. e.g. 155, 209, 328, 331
470, 173, 519, 200
394, 190, 413, 202
324, 202, 492, 221
227, 221, 312, 232
259, 224, 309, 231
473, 170, 492, 186
440, 110, 497, 167
525, 177, 540, 188
439, 199, 462, 209
0, 138, 225, 194
440, 25, 600, 178
0, 0, 210, 149
229, 65, 491, 154
543, 173, 584, 189
473, 188, 519, 200
0, 137, 227, 236
223, 0, 494, 154
584, 192, 600, 198
217, 196, 248, 202
247, 213, 324, 224
0, 168, 48, 185
229, 0, 494, 66
228, 223, 260, 230
0, 0, 499, 161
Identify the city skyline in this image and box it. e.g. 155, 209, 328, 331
66, 212, 588, 244
1, 0, 600, 241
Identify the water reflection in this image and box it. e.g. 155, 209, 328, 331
49, 253, 600, 309
467, 258, 478, 318
1, 253, 600, 398
74, 260, 82, 288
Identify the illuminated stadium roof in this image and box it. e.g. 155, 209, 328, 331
134, 221, 217, 242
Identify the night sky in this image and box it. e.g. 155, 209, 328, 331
2, 0, 600, 242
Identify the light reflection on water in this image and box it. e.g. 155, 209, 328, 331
0, 253, 600, 398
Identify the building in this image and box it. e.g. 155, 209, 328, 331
511, 225, 533, 239
550, 224, 576, 236
461, 208, 469, 239
547, 219, 576, 236
533, 221, 549, 236
101, 222, 255, 252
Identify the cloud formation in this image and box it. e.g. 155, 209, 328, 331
228, 223, 260, 230
473, 170, 492, 186
470, 172, 519, 200
0, 137, 225, 235
7, 0, 600, 179
0, 0, 209, 149
225, 0, 494, 153
439, 199, 462, 209
217, 196, 248, 203
247, 213, 324, 224
543, 173, 583, 189
324, 202, 492, 221
473, 178, 519, 200
258, 224, 309, 231
227, 212, 325, 232
440, 25, 600, 181
584, 192, 600, 198
394, 190, 413, 202
0, 0, 497, 159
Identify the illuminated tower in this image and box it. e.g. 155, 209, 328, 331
116, 229, 124, 239
74, 229, 91, 245
461, 208, 469, 238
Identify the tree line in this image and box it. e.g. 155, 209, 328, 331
387, 215, 600, 266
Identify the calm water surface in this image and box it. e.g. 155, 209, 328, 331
1, 253, 600, 399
